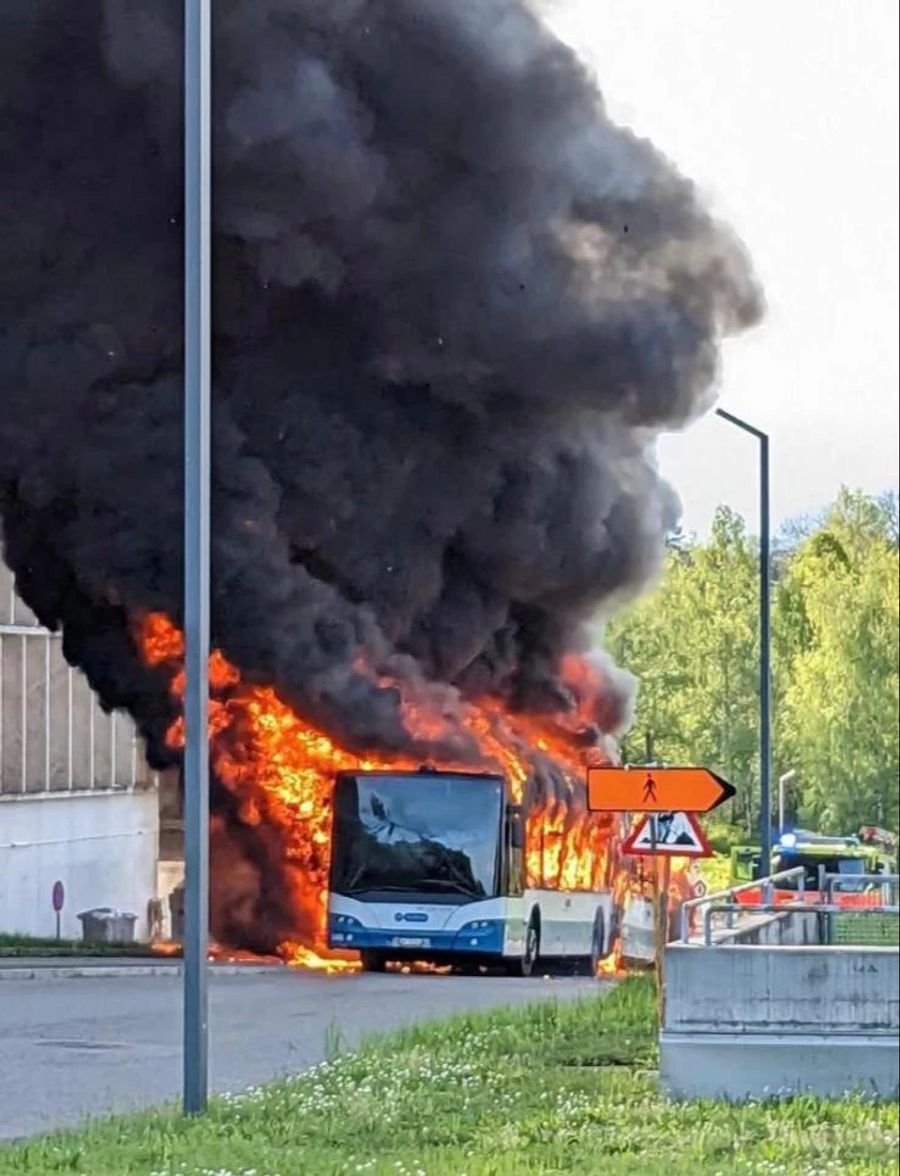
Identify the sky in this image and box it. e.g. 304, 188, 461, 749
545, 0, 899, 537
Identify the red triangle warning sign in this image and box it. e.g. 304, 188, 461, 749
622, 811, 712, 858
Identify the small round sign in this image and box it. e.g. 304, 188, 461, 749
52, 880, 65, 913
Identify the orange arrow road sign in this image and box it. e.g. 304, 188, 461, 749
587, 766, 735, 814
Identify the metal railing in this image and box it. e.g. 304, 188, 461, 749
677, 866, 806, 942
819, 871, 899, 903
700, 901, 900, 947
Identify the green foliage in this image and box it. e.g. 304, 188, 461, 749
778, 490, 899, 831
604, 489, 899, 836
2, 978, 896, 1175
704, 822, 748, 856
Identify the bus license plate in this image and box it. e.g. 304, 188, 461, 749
392, 936, 429, 948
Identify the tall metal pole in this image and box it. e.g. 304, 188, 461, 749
183, 0, 212, 1115
758, 430, 772, 877
715, 408, 772, 877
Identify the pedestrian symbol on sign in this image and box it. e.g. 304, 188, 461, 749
642, 774, 658, 804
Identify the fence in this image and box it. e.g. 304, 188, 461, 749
821, 872, 900, 947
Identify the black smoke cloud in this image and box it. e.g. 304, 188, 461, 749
0, 0, 760, 770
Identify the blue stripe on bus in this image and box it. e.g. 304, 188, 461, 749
328, 917, 505, 954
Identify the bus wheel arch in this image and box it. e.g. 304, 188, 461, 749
507, 907, 541, 977
524, 907, 541, 971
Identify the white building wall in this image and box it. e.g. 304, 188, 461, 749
0, 560, 160, 940
0, 790, 159, 940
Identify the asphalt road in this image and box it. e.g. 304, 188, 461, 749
0, 966, 597, 1141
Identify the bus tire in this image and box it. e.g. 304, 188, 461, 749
359, 950, 388, 973
507, 914, 540, 977
590, 909, 607, 975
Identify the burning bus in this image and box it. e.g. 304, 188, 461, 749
328, 768, 614, 974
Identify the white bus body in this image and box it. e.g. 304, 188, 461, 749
330, 887, 614, 967
327, 769, 615, 973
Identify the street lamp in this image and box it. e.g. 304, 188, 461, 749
714, 407, 772, 877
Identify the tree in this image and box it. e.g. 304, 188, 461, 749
778, 490, 899, 831
602, 489, 900, 837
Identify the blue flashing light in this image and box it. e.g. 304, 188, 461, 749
779, 832, 798, 849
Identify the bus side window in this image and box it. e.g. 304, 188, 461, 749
505, 806, 524, 897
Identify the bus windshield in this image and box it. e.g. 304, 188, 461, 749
330, 773, 503, 901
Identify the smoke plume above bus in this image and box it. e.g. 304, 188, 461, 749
0, 1, 759, 953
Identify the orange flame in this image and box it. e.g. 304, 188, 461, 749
139, 613, 635, 967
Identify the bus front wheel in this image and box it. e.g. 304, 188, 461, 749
589, 910, 607, 975
507, 917, 540, 977
360, 950, 388, 973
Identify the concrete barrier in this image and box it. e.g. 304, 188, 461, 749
661, 943, 899, 1100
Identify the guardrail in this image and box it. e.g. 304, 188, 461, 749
819, 871, 899, 903
677, 866, 806, 942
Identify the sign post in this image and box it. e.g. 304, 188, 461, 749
649, 819, 664, 1023
655, 854, 669, 1024
51, 880, 65, 941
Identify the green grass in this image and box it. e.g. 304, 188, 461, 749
0, 978, 896, 1176
0, 934, 160, 959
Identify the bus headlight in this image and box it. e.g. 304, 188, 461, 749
455, 919, 503, 950
330, 914, 363, 942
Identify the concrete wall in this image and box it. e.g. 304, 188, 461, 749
0, 787, 159, 942
661, 942, 899, 1099
0, 560, 161, 941
665, 943, 898, 1034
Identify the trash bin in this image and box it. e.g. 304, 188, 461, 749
77, 907, 138, 945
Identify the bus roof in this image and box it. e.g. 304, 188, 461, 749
335, 767, 505, 784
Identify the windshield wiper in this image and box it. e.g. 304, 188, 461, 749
415, 879, 484, 899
